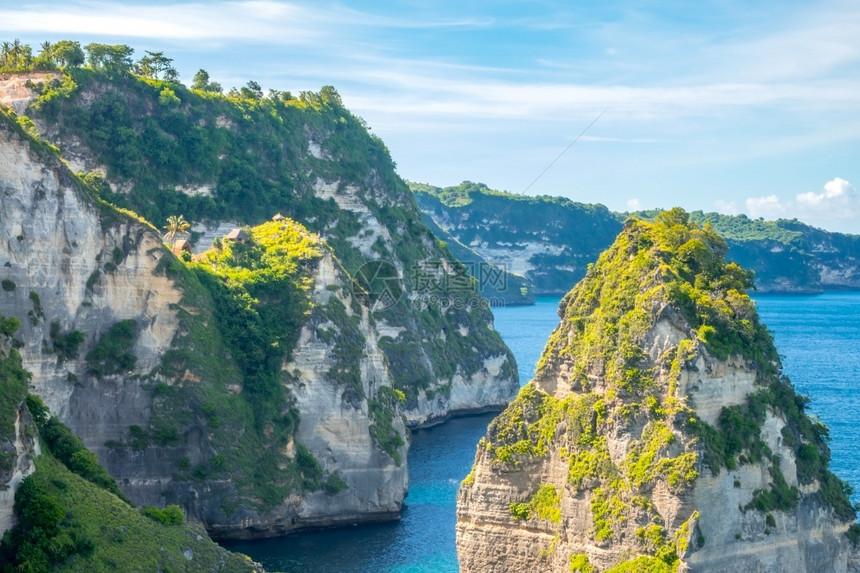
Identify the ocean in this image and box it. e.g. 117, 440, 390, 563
225, 293, 860, 572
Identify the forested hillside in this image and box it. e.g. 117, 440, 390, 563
414, 181, 860, 295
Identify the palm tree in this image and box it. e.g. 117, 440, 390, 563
0, 42, 11, 67
164, 215, 191, 242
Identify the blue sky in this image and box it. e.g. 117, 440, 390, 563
3, 0, 860, 233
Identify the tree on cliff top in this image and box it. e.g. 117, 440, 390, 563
136, 50, 178, 81
163, 214, 191, 242
84, 43, 134, 74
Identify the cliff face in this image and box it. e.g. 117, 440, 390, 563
10, 70, 518, 427
412, 182, 860, 296
0, 338, 258, 570
412, 182, 621, 296
0, 113, 404, 538
0, 406, 38, 535
457, 210, 859, 572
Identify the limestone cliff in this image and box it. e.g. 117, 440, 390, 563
457, 210, 860, 572
0, 111, 399, 538
0, 323, 39, 535
5, 69, 518, 427
0, 65, 519, 538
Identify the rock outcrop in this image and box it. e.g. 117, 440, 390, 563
457, 210, 859, 572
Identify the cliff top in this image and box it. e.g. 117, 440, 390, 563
537, 207, 776, 389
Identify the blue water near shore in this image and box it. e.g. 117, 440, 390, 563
226, 293, 860, 571
753, 292, 860, 504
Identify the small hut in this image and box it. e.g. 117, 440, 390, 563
172, 239, 192, 255
272, 213, 286, 221
225, 228, 248, 243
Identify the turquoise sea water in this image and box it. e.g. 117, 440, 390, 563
226, 293, 860, 571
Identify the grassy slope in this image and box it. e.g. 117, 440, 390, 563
0, 318, 257, 572
6, 455, 258, 572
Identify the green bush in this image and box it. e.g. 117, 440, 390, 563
141, 505, 184, 525
509, 502, 530, 520
323, 472, 348, 495
49, 321, 86, 361
28, 291, 44, 325
1, 279, 15, 291
85, 319, 137, 376
0, 315, 19, 337
0, 321, 30, 442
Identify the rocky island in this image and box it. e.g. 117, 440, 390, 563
457, 209, 859, 572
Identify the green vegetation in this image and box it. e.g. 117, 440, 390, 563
1, 279, 15, 292
625, 422, 697, 490
509, 484, 562, 524
0, 456, 256, 572
140, 504, 184, 525
85, 319, 137, 376
539, 208, 774, 383
629, 210, 860, 292
569, 554, 595, 572
38, 415, 128, 502
25, 62, 396, 227
0, 317, 29, 444
0, 392, 255, 571
412, 181, 622, 294
324, 471, 348, 495
487, 384, 600, 466
568, 437, 616, 489
591, 487, 627, 541
605, 555, 674, 573
28, 290, 44, 325
416, 209, 534, 305
415, 185, 860, 297
7, 41, 515, 428
147, 219, 335, 506
4, 41, 515, 521
690, 376, 854, 519
531, 484, 562, 523
48, 321, 86, 362
369, 387, 407, 465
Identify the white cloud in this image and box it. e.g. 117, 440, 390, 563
626, 198, 641, 210
740, 179, 859, 231
713, 200, 739, 215
796, 177, 857, 217
0, 1, 491, 43
745, 194, 787, 219
0, 2, 323, 42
